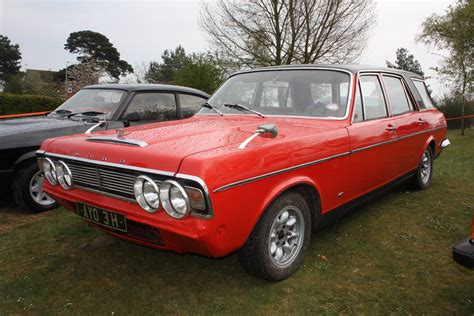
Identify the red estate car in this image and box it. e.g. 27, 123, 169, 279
38, 65, 449, 281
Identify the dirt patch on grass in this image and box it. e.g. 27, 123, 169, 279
0, 200, 53, 235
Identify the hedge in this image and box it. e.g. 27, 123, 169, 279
0, 93, 64, 116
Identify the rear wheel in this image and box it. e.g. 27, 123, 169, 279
12, 160, 58, 213
411, 147, 433, 190
238, 191, 311, 281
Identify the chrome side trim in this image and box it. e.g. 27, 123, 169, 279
43, 152, 175, 177
86, 136, 148, 147
213, 151, 350, 193
350, 138, 398, 153
441, 139, 451, 149
213, 126, 446, 192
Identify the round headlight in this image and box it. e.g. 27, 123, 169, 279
159, 180, 190, 219
56, 161, 73, 190
134, 175, 160, 212
42, 158, 57, 185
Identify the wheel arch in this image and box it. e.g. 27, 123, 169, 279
258, 176, 322, 231
13, 151, 38, 171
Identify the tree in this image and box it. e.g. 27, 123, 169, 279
67, 58, 106, 91
417, 0, 473, 135
386, 48, 424, 76
172, 53, 225, 94
0, 35, 22, 86
143, 45, 187, 83
65, 30, 133, 80
200, 0, 375, 68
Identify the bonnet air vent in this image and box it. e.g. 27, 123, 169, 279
85, 136, 148, 147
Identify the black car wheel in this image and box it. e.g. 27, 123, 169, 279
12, 160, 58, 213
238, 191, 312, 281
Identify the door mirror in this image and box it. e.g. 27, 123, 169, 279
256, 124, 278, 138
125, 112, 140, 122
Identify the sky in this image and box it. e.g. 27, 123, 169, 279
0, 0, 453, 97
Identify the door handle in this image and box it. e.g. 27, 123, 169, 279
386, 124, 397, 131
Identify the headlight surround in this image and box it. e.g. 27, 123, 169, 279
134, 175, 160, 212
159, 180, 190, 219
42, 158, 58, 185
56, 161, 73, 190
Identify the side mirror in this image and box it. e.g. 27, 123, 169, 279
256, 124, 278, 138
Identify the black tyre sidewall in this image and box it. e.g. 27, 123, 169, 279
12, 160, 58, 213
239, 191, 312, 281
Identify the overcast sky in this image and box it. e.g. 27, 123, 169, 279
0, 0, 453, 97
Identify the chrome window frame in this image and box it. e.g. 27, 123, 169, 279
197, 67, 354, 121
356, 73, 390, 122
381, 74, 416, 116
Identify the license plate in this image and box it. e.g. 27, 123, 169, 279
76, 202, 127, 232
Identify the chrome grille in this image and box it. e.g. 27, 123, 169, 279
66, 160, 142, 200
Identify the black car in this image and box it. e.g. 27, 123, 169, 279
0, 84, 209, 212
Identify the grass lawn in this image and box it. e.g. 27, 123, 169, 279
1, 130, 473, 314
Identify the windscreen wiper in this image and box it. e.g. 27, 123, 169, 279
224, 103, 265, 118
201, 102, 224, 116
67, 111, 108, 119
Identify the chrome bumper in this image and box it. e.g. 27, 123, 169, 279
441, 139, 451, 149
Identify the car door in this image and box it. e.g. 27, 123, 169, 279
178, 93, 208, 118
121, 92, 178, 126
381, 74, 424, 174
347, 74, 399, 200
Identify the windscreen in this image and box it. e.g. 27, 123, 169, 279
52, 89, 127, 116
201, 70, 351, 118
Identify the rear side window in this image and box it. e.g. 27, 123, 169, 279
123, 92, 176, 121
179, 94, 207, 118
359, 76, 388, 120
413, 80, 434, 108
383, 76, 412, 115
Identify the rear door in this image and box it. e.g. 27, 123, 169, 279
347, 74, 399, 199
382, 74, 424, 174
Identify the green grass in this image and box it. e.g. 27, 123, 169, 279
1, 130, 473, 315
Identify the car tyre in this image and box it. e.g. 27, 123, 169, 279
411, 147, 434, 190
238, 191, 311, 281
12, 160, 58, 213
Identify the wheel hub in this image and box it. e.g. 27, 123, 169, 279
268, 205, 304, 268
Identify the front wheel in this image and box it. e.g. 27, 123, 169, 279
411, 147, 433, 190
238, 191, 311, 281
12, 160, 58, 213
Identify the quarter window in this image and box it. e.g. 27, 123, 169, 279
383, 76, 412, 115
124, 93, 176, 121
352, 84, 364, 122
179, 94, 207, 118
359, 75, 388, 120
413, 80, 435, 108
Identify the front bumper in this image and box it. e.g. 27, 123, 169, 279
452, 237, 474, 269
46, 187, 233, 258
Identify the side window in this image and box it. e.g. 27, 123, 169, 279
123, 93, 176, 121
383, 76, 412, 115
179, 94, 207, 118
359, 75, 388, 120
413, 80, 434, 108
352, 84, 364, 122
